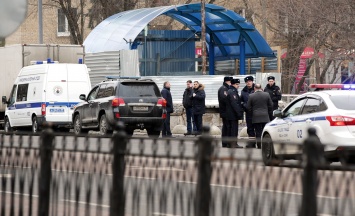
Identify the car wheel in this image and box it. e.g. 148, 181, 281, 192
32, 116, 39, 133
74, 114, 86, 135
99, 114, 109, 135
147, 128, 160, 138
4, 117, 13, 133
262, 134, 280, 166
126, 129, 134, 137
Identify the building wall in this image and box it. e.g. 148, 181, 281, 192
5, 0, 92, 45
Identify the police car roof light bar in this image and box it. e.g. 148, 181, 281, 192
309, 84, 355, 90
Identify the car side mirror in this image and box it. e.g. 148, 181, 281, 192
273, 109, 282, 118
2, 96, 8, 104
79, 94, 86, 101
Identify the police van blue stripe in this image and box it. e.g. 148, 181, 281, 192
8, 102, 79, 110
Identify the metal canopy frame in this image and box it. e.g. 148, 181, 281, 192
84, 3, 275, 75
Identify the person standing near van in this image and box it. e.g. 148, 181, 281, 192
226, 78, 243, 148
247, 84, 273, 149
182, 80, 196, 135
264, 76, 282, 120
241, 75, 256, 148
161, 81, 173, 137
191, 81, 206, 135
218, 76, 232, 147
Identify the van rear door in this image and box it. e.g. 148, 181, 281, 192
45, 64, 71, 123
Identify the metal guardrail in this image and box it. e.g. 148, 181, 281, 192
0, 125, 354, 216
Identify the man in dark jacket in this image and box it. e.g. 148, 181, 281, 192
241, 75, 256, 148
182, 80, 196, 135
161, 81, 173, 137
226, 78, 243, 148
218, 76, 233, 147
264, 76, 282, 120
247, 84, 273, 149
191, 81, 206, 135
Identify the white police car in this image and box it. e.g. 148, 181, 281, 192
261, 84, 355, 166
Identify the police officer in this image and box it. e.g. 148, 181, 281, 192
218, 76, 233, 147
226, 78, 243, 148
241, 75, 256, 148
264, 76, 282, 120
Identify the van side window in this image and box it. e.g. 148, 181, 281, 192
87, 86, 99, 101
8, 85, 17, 106
16, 84, 29, 102
97, 84, 107, 99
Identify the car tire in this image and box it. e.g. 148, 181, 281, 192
262, 134, 280, 166
99, 114, 109, 135
4, 117, 13, 133
74, 114, 87, 135
32, 116, 40, 133
147, 128, 160, 138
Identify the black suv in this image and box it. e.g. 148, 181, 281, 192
72, 77, 166, 136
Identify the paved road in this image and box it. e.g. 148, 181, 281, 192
0, 133, 354, 216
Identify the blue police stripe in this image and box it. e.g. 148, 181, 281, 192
267, 116, 327, 127
10, 102, 79, 110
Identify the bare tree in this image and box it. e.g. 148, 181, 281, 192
51, 0, 86, 44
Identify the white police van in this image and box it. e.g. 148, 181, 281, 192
2, 61, 91, 132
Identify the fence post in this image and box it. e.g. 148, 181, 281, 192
300, 128, 324, 216
196, 125, 213, 216
110, 122, 127, 216
38, 125, 54, 216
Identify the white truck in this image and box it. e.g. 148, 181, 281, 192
0, 44, 85, 126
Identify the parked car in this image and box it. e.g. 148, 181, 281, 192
261, 85, 355, 166
72, 77, 166, 136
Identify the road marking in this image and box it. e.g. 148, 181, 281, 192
127, 166, 185, 172
152, 213, 180, 216
0, 191, 38, 197
61, 199, 109, 208
0, 174, 12, 178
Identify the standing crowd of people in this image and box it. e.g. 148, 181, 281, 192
160, 75, 281, 147
218, 75, 281, 148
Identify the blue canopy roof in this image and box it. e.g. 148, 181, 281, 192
84, 3, 275, 60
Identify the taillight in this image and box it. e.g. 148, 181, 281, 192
162, 113, 166, 119
112, 98, 125, 107
326, 116, 355, 126
157, 98, 166, 107
115, 113, 121, 118
41, 103, 46, 116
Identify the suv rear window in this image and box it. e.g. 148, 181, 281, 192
118, 82, 161, 97
329, 95, 355, 110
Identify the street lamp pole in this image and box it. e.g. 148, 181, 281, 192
38, 0, 43, 44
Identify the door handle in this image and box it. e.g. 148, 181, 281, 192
306, 119, 312, 124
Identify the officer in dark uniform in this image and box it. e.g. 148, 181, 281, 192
226, 78, 243, 148
218, 76, 233, 147
241, 75, 256, 148
264, 76, 282, 120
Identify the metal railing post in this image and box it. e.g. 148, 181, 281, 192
110, 122, 127, 216
196, 125, 213, 216
300, 128, 324, 216
38, 125, 54, 216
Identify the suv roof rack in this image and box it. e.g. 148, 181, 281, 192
105, 76, 141, 80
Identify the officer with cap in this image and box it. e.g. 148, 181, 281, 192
241, 75, 256, 148
218, 76, 233, 147
264, 76, 282, 120
226, 78, 243, 148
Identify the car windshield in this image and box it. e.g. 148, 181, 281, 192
329, 95, 355, 110
118, 82, 161, 97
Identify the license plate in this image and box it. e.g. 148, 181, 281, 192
50, 108, 65, 113
133, 106, 148, 111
